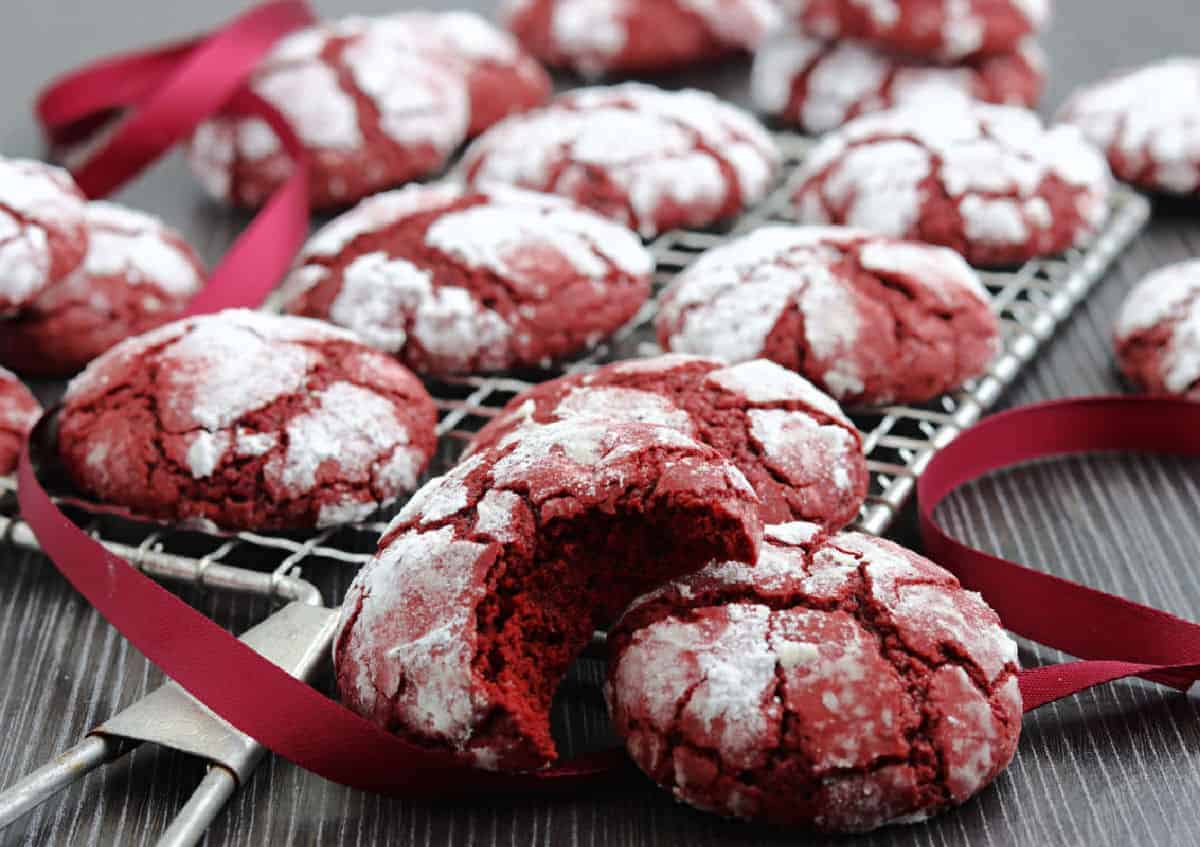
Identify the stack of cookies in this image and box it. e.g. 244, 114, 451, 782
752, 0, 1052, 134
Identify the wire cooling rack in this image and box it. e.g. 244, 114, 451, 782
0, 133, 1152, 599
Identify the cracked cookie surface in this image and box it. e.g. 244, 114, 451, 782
780, 0, 1049, 62
656, 226, 999, 406
334, 419, 763, 772
1058, 57, 1200, 196
0, 156, 87, 314
187, 16, 470, 211
606, 522, 1021, 831
57, 309, 437, 531
467, 355, 867, 527
461, 83, 780, 238
1114, 260, 1200, 399
502, 0, 782, 76
752, 34, 1044, 134
0, 367, 40, 476
282, 183, 653, 376
791, 102, 1111, 267
0, 202, 205, 377
358, 10, 551, 137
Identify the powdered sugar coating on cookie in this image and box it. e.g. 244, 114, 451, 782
0, 201, 206, 376
467, 354, 867, 528
657, 226, 999, 405
608, 525, 1021, 831
503, 0, 782, 76
462, 83, 781, 237
0, 156, 88, 313
751, 33, 1044, 133
0, 367, 40, 476
58, 309, 437, 531
1114, 260, 1200, 398
187, 17, 469, 210
1058, 57, 1200, 195
334, 419, 763, 771
792, 102, 1110, 267
781, 0, 1049, 61
365, 11, 551, 136
283, 183, 652, 376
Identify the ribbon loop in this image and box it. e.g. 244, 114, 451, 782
918, 396, 1200, 711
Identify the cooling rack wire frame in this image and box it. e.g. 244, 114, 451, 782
0, 132, 1152, 606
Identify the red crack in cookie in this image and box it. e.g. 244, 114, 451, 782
792, 102, 1111, 268
0, 202, 205, 377
461, 83, 781, 237
657, 227, 999, 406
0, 157, 87, 314
282, 183, 653, 376
781, 0, 1049, 61
468, 355, 867, 527
333, 419, 763, 771
57, 309, 437, 531
0, 367, 40, 476
751, 34, 1044, 134
607, 522, 1021, 831
368, 11, 551, 136
187, 17, 469, 211
502, 0, 782, 76
1114, 261, 1200, 399
1058, 57, 1200, 196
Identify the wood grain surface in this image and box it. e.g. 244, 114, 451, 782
3, 1, 1200, 845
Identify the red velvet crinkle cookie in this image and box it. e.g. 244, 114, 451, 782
657, 227, 999, 406
468, 355, 868, 528
0, 202, 205, 377
792, 102, 1111, 268
1058, 57, 1200, 196
501, 0, 783, 76
282, 183, 652, 376
781, 0, 1050, 61
187, 17, 469, 211
334, 419, 763, 771
367, 11, 551, 137
57, 309, 437, 531
0, 156, 87, 314
0, 367, 40, 476
607, 522, 1022, 831
751, 34, 1044, 134
1114, 261, 1200, 399
462, 83, 781, 238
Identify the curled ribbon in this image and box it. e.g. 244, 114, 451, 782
918, 396, 1200, 711
20, 0, 627, 794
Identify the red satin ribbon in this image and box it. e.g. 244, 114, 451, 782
22, 0, 628, 793
918, 396, 1200, 711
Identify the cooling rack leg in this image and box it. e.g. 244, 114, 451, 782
155, 766, 238, 847
0, 734, 124, 828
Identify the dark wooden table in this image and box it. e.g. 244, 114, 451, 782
4, 2, 1200, 845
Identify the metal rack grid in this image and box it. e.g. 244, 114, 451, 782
0, 132, 1152, 596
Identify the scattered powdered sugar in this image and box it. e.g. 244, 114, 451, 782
265, 381, 415, 495
185, 430, 231, 479
764, 521, 822, 546
0, 157, 85, 305
748, 409, 856, 492
554, 386, 695, 432
0, 368, 40, 435
398, 455, 484, 525
858, 240, 988, 303
1059, 57, 1200, 193
675, 0, 783, 49
749, 34, 827, 115
330, 251, 512, 368
706, 359, 849, 424
549, 0, 628, 73
464, 83, 779, 236
337, 525, 492, 746
796, 102, 1112, 249
82, 202, 203, 297
1116, 261, 1200, 394
300, 183, 462, 260
473, 489, 524, 541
